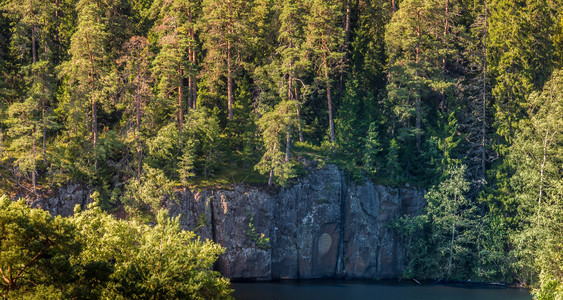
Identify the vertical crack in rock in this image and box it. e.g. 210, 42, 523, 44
336, 171, 347, 278
210, 191, 217, 243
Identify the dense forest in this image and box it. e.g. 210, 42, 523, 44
0, 0, 561, 298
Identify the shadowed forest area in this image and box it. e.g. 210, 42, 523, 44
0, 0, 561, 298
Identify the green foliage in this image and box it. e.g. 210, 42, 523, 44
246, 216, 271, 250
362, 122, 382, 175
508, 69, 563, 290
255, 100, 298, 186
72, 203, 233, 299
0, 0, 562, 292
0, 196, 233, 299
122, 165, 175, 220
396, 165, 479, 280
0, 196, 80, 298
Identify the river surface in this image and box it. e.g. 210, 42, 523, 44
231, 280, 531, 300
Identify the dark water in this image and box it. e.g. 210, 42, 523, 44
231, 280, 531, 300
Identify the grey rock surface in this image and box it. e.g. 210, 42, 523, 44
33, 164, 425, 280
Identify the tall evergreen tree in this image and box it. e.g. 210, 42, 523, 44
200, 0, 251, 121
305, 0, 345, 144
488, 0, 557, 142
3, 0, 57, 192
151, 0, 198, 132
58, 0, 117, 171
118, 36, 153, 179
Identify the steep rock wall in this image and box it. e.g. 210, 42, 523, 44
32, 164, 425, 280
166, 164, 425, 280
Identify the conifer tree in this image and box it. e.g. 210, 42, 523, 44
3, 0, 57, 192
255, 101, 298, 186
58, 0, 117, 171
151, 0, 198, 132
488, 0, 557, 141
305, 0, 345, 143
510, 70, 563, 289
200, 0, 251, 120
118, 36, 153, 179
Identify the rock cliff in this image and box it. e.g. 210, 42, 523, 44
31, 163, 425, 281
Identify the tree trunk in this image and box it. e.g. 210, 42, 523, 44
295, 87, 304, 143
324, 54, 335, 143
32, 124, 37, 194
448, 223, 456, 276
227, 40, 233, 120
192, 48, 197, 109
285, 131, 290, 162
440, 0, 449, 113
42, 96, 46, 164
268, 169, 273, 186
136, 84, 141, 179
92, 82, 97, 170
187, 50, 193, 112
415, 19, 422, 153
537, 130, 550, 220
85, 34, 98, 170
31, 25, 36, 65
415, 96, 421, 152
188, 6, 197, 110
178, 66, 184, 132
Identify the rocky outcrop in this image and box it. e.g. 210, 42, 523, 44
28, 184, 93, 217
166, 164, 425, 280
33, 164, 425, 281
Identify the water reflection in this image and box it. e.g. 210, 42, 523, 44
231, 280, 531, 300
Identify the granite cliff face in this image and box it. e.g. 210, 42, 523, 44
166, 163, 425, 280
32, 163, 425, 281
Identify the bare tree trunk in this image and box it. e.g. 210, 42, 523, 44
324, 54, 335, 143
135, 84, 141, 179
32, 124, 37, 194
285, 131, 290, 162
227, 40, 233, 120
448, 223, 455, 276
187, 7, 197, 110
295, 87, 304, 143
537, 130, 553, 220
178, 66, 184, 132
192, 49, 197, 109
268, 169, 273, 186
415, 19, 422, 152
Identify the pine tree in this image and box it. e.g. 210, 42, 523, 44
151, 0, 198, 132
58, 0, 117, 171
3, 0, 58, 192
200, 0, 251, 120
118, 36, 153, 179
385, 0, 456, 154
305, 0, 345, 143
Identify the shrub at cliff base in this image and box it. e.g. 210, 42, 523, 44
0, 195, 233, 299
